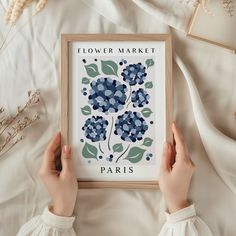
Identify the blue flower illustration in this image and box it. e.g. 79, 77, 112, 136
114, 111, 148, 142
82, 116, 108, 142
121, 63, 147, 86
88, 77, 128, 113
131, 88, 150, 107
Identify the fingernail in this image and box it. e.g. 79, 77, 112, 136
63, 145, 71, 154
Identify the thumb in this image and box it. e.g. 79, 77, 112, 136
161, 142, 174, 172
61, 145, 72, 172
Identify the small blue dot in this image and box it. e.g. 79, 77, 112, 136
83, 88, 87, 91
80, 139, 84, 142
149, 153, 153, 157
88, 160, 91, 164
146, 157, 150, 161
124, 60, 127, 64
99, 155, 103, 159
110, 154, 113, 158
83, 92, 87, 96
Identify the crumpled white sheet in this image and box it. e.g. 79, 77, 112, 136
0, 0, 236, 235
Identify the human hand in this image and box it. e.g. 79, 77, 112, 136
159, 122, 195, 213
38, 132, 78, 217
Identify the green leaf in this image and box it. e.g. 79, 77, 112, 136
112, 143, 124, 153
85, 64, 100, 77
146, 59, 154, 68
125, 147, 145, 163
142, 137, 153, 147
141, 108, 153, 118
145, 81, 153, 89
82, 142, 98, 160
101, 60, 118, 76
82, 77, 90, 84
81, 105, 91, 115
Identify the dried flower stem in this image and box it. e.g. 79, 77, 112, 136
0, 114, 39, 152
0, 135, 25, 158
202, 0, 235, 16
0, 15, 35, 55
0, 90, 41, 159
0, 26, 13, 52
0, 90, 40, 136
222, 0, 235, 16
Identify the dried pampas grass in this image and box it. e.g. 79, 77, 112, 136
0, 0, 48, 53
5, 0, 48, 25
0, 90, 41, 159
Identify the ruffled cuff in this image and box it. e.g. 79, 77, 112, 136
41, 206, 75, 229
165, 205, 196, 224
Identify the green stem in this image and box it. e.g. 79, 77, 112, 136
116, 144, 130, 163
107, 116, 114, 151
99, 143, 104, 154
126, 100, 132, 109
126, 85, 132, 108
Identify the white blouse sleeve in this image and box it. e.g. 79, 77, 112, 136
17, 206, 76, 236
159, 205, 213, 236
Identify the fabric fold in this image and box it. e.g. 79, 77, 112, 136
165, 205, 196, 224
175, 54, 236, 194
132, 0, 197, 32
42, 207, 75, 229
159, 204, 213, 236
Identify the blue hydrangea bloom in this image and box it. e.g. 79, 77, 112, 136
88, 77, 128, 113
131, 88, 150, 108
82, 116, 108, 142
114, 111, 148, 142
121, 63, 147, 86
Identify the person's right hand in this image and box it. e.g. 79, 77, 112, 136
38, 132, 78, 217
159, 122, 195, 213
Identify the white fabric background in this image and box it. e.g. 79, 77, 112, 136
0, 0, 236, 235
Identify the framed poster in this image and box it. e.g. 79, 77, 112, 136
188, 1, 236, 53
61, 34, 172, 189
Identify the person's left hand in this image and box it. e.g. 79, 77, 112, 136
159, 122, 195, 213
38, 132, 78, 217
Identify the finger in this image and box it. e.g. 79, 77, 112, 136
61, 145, 73, 172
42, 132, 61, 171
172, 122, 189, 158
161, 142, 174, 172
172, 122, 184, 146
46, 132, 61, 155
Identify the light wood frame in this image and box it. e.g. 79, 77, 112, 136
61, 34, 172, 189
188, 1, 236, 53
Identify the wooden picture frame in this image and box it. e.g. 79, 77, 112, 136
188, 1, 236, 53
61, 34, 172, 189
